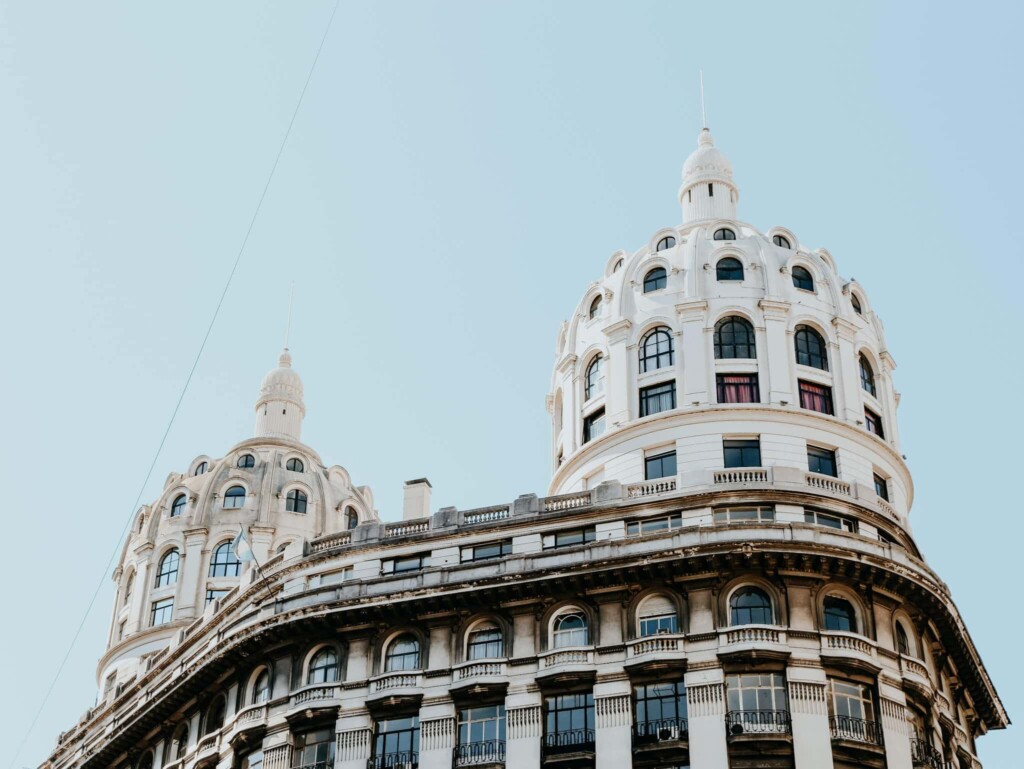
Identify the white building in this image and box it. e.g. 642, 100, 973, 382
44, 128, 1006, 769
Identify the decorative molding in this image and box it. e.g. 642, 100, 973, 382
688, 682, 725, 717
507, 705, 542, 740
789, 681, 827, 715
337, 728, 371, 761
880, 697, 909, 736
595, 694, 632, 728
420, 717, 455, 751
263, 744, 291, 769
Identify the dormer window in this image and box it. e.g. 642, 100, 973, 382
588, 295, 602, 320
286, 457, 304, 472
237, 454, 255, 469
772, 234, 791, 248
656, 235, 676, 252
713, 227, 736, 241
643, 267, 667, 293
286, 489, 308, 514
170, 494, 186, 518
716, 257, 744, 281
194, 461, 207, 476
792, 266, 815, 291
851, 294, 863, 314
223, 485, 246, 509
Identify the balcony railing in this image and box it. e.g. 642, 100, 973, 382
453, 739, 506, 766
367, 752, 419, 769
911, 738, 945, 768
543, 729, 596, 756
829, 715, 884, 746
725, 710, 792, 736
295, 763, 334, 769
633, 717, 689, 743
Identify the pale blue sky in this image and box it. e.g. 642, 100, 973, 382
0, 1, 1019, 765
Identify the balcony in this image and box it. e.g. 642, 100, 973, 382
290, 684, 340, 706
911, 738, 946, 769
829, 715, 884, 746
453, 739, 506, 767
451, 660, 508, 700
625, 634, 686, 673
367, 752, 419, 769
820, 632, 879, 672
725, 709, 792, 736
632, 718, 689, 766
717, 625, 788, 662
295, 763, 335, 769
633, 717, 688, 743
543, 730, 595, 765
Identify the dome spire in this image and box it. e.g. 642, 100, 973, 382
254, 347, 306, 441
679, 125, 738, 223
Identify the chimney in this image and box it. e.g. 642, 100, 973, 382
403, 478, 432, 521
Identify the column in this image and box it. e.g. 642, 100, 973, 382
832, 317, 861, 422
177, 528, 209, 620
603, 319, 632, 427
787, 672, 834, 769
880, 690, 914, 769
677, 300, 709, 405
594, 685, 632, 769
505, 695, 542, 769
759, 299, 793, 405
879, 350, 901, 449
683, 672, 729, 769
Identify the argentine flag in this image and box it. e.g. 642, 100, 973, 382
232, 526, 255, 562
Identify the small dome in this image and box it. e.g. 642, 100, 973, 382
254, 349, 305, 441
682, 128, 734, 186
259, 349, 303, 398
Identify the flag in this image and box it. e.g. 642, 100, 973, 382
232, 526, 255, 562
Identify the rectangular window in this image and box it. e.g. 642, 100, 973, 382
544, 693, 595, 755
873, 473, 889, 502
807, 446, 838, 477
205, 589, 230, 606
804, 510, 858, 533
626, 513, 683, 536
150, 598, 174, 626
320, 567, 353, 586
713, 506, 775, 524
583, 407, 605, 444
723, 438, 761, 468
726, 673, 790, 734
799, 380, 834, 415
640, 381, 676, 417
461, 540, 513, 562
708, 183, 714, 197
634, 681, 688, 740
372, 717, 419, 768
638, 613, 679, 637
864, 408, 884, 438
716, 373, 760, 404
543, 527, 596, 549
828, 679, 879, 743
645, 450, 677, 480
457, 705, 506, 765
382, 555, 426, 575
295, 728, 336, 768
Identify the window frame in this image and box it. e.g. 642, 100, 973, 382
714, 506, 775, 524
714, 316, 756, 358
285, 488, 308, 513
582, 407, 605, 444
543, 527, 596, 550
859, 354, 877, 396
154, 549, 180, 588
466, 624, 504, 661
626, 513, 682, 536
384, 635, 421, 672
237, 453, 255, 469
713, 227, 736, 241
551, 611, 589, 648
150, 597, 174, 626
723, 438, 761, 468
209, 541, 242, 578
584, 355, 604, 401
286, 457, 305, 472
729, 586, 774, 626
792, 265, 815, 291
223, 485, 246, 509
638, 327, 674, 373
799, 379, 834, 415
588, 295, 602, 320
864, 408, 885, 438
655, 235, 676, 252
807, 445, 839, 477
639, 380, 676, 417
794, 325, 829, 370
644, 450, 677, 481
716, 372, 760, 404
823, 596, 858, 633
307, 647, 341, 684
772, 234, 791, 249
873, 473, 890, 501
642, 267, 668, 293
715, 257, 744, 282
170, 494, 186, 518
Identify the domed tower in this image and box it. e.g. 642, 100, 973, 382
254, 348, 305, 441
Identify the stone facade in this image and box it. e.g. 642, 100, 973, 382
43, 129, 1005, 769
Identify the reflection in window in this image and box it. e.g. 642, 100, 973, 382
726, 673, 789, 733
307, 648, 340, 684
644, 450, 676, 480
794, 326, 828, 370
714, 316, 755, 358
723, 439, 761, 468
730, 587, 773, 625
807, 446, 838, 477
286, 489, 308, 513
457, 706, 505, 765
792, 266, 814, 291
155, 549, 180, 588
151, 598, 174, 626
639, 327, 674, 373
209, 542, 242, 577
639, 381, 676, 417
295, 728, 336, 769
824, 597, 857, 632
552, 612, 589, 648
223, 485, 246, 509
637, 595, 679, 637
634, 681, 687, 738
385, 635, 421, 672
643, 267, 668, 293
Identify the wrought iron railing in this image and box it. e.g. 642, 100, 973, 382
633, 717, 689, 743
453, 739, 506, 766
829, 715, 884, 745
294, 762, 334, 769
910, 738, 945, 768
725, 709, 792, 735
366, 752, 418, 769
542, 729, 596, 756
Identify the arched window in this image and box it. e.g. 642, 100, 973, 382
154, 549, 180, 588
794, 325, 828, 370
714, 317, 756, 359
851, 294, 863, 315
613, 258, 624, 272
823, 596, 857, 633
639, 327, 674, 373
345, 508, 359, 530
552, 610, 589, 648
656, 235, 676, 251
123, 570, 134, 607
384, 635, 421, 672
643, 267, 667, 293
136, 751, 154, 769
467, 622, 504, 660
714, 227, 736, 241
895, 622, 912, 656
223, 485, 246, 509
253, 669, 271, 703
716, 257, 744, 281
773, 234, 791, 249
237, 454, 255, 468
194, 461, 207, 476
286, 489, 308, 514
286, 457, 305, 472
209, 541, 242, 578
730, 587, 774, 626
588, 295, 602, 320
792, 266, 815, 291
859, 354, 876, 396
170, 494, 186, 518
205, 696, 225, 735
307, 648, 340, 684
637, 594, 679, 637
172, 724, 190, 759
584, 355, 604, 400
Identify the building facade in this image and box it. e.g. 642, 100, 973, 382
44, 129, 1006, 769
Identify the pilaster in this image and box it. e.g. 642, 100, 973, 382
880, 692, 914, 769
787, 672, 834, 769
594, 692, 632, 769
505, 700, 542, 769
683, 672, 729, 769
418, 715, 456, 769
602, 319, 632, 428
677, 300, 709, 404
759, 298, 793, 404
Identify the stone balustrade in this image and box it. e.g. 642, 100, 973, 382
822, 631, 876, 657
541, 491, 592, 512
805, 473, 852, 496
370, 672, 422, 693
714, 468, 770, 484
453, 660, 506, 680
539, 648, 594, 668
462, 505, 511, 524
626, 477, 678, 498
724, 625, 783, 645
628, 635, 685, 656
386, 520, 430, 537
291, 684, 338, 705
310, 533, 352, 552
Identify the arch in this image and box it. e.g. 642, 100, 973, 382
639, 326, 674, 373
772, 234, 791, 249
122, 567, 135, 607
714, 316, 756, 359
170, 493, 187, 518
190, 457, 210, 476
306, 644, 342, 684
655, 234, 677, 252
136, 751, 154, 769
584, 354, 605, 401
894, 616, 916, 657
343, 506, 360, 530
715, 256, 744, 281
794, 325, 829, 371
384, 633, 422, 672
204, 694, 226, 734
643, 266, 667, 293
605, 250, 628, 277
285, 456, 305, 472
209, 541, 242, 578
713, 227, 737, 241
791, 265, 815, 292
728, 585, 775, 626
635, 592, 681, 637
859, 354, 877, 397
275, 540, 293, 555
464, 616, 506, 661
850, 292, 864, 315
823, 596, 858, 633
223, 484, 247, 509
548, 605, 591, 649
154, 548, 180, 588
250, 666, 271, 704
171, 722, 190, 759
815, 248, 837, 273
285, 488, 308, 514
237, 453, 255, 469
588, 294, 602, 320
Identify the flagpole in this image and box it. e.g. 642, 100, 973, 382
235, 525, 277, 604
